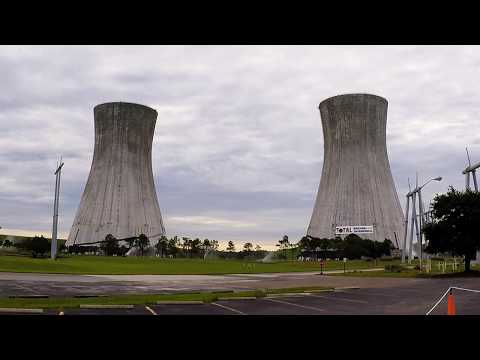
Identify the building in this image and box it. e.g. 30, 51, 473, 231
307, 94, 404, 244
66, 102, 165, 247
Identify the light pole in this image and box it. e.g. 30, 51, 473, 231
51, 158, 64, 260
402, 175, 442, 267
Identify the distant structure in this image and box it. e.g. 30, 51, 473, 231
307, 94, 404, 244
66, 102, 165, 247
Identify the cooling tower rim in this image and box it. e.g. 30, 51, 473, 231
318, 93, 387, 109
94, 101, 158, 115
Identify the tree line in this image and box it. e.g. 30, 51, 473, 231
298, 234, 394, 260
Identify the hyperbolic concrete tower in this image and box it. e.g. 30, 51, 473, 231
67, 102, 165, 246
307, 94, 404, 243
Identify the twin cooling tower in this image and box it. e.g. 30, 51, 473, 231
67, 94, 404, 247
66, 102, 165, 246
308, 94, 404, 243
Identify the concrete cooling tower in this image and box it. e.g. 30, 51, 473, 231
66, 102, 165, 247
307, 94, 404, 244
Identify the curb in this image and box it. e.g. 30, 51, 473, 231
334, 286, 361, 290
266, 293, 310, 298
156, 300, 203, 305
309, 289, 335, 293
0, 307, 44, 313
79, 304, 134, 309
217, 296, 257, 300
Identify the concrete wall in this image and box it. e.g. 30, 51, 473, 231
307, 94, 405, 244
66, 102, 165, 246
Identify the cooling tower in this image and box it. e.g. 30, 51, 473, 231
66, 102, 165, 246
307, 94, 404, 243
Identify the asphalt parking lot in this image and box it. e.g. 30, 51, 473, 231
4, 287, 477, 315
1, 272, 479, 315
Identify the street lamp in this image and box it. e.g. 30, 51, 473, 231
402, 175, 442, 267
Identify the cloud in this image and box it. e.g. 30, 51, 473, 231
1, 45, 479, 246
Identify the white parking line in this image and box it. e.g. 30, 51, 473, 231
211, 302, 246, 315
145, 306, 157, 315
263, 298, 325, 312
309, 294, 369, 304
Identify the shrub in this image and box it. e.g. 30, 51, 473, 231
15, 236, 50, 258
380, 256, 394, 261
254, 289, 267, 298
384, 264, 406, 273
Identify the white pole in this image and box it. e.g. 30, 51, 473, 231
418, 188, 424, 268
402, 194, 410, 263
51, 160, 64, 260
409, 192, 417, 263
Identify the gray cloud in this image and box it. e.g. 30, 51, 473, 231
1, 45, 479, 248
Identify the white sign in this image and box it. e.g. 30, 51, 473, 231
335, 225, 374, 235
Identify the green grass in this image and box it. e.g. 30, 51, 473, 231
330, 263, 480, 278
0, 286, 332, 309
0, 255, 395, 275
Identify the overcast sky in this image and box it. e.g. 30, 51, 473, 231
0, 45, 478, 250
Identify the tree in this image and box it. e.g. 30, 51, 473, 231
135, 234, 150, 256
202, 238, 211, 252
19, 236, 50, 258
182, 237, 191, 256
210, 240, 219, 251
125, 237, 136, 250
100, 234, 119, 256
255, 244, 262, 252
155, 235, 169, 257
243, 242, 253, 252
191, 238, 202, 257
0, 239, 3, 247
168, 236, 180, 258
226, 241, 235, 252
343, 234, 368, 259
3, 239, 12, 248
277, 235, 290, 260
424, 187, 480, 272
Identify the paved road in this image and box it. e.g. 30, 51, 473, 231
0, 271, 478, 298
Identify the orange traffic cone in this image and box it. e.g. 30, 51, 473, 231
447, 290, 456, 315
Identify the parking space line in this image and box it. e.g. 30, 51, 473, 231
145, 306, 157, 315
345, 291, 395, 298
263, 298, 325, 312
309, 294, 369, 304
211, 302, 246, 315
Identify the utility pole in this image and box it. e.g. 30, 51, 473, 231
51, 157, 64, 260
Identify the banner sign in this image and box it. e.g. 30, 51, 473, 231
335, 225, 374, 235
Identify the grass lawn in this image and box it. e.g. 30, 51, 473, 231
0, 286, 332, 309
0, 255, 398, 275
